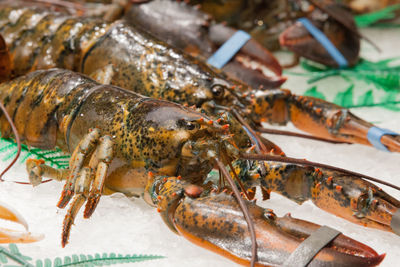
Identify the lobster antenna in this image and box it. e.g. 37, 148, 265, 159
257, 127, 351, 144
231, 109, 267, 176
240, 153, 400, 191
215, 158, 258, 267
0, 102, 21, 182
232, 109, 268, 152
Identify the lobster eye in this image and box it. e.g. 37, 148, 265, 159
178, 119, 198, 130
211, 85, 225, 99
185, 121, 196, 130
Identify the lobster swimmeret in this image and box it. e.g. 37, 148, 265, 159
0, 4, 399, 153
0, 68, 394, 266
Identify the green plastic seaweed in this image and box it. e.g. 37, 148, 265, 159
355, 4, 400, 28
295, 58, 400, 91
0, 244, 164, 267
0, 137, 69, 169
303, 85, 400, 109
285, 57, 400, 111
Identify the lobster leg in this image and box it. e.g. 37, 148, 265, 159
251, 89, 400, 152
58, 128, 100, 208
84, 135, 114, 218
26, 158, 69, 186
62, 167, 92, 247
234, 160, 400, 235
0, 201, 43, 243
25, 129, 114, 246
149, 175, 384, 266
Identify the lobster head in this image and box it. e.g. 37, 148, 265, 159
140, 100, 239, 181
280, 0, 360, 67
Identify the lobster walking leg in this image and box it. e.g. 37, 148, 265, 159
149, 176, 385, 266
25, 128, 114, 246
58, 128, 101, 208
62, 167, 92, 247
84, 135, 114, 218
26, 158, 69, 186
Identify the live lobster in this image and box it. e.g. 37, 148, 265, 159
0, 68, 396, 266
0, 3, 399, 266
0, 3, 398, 153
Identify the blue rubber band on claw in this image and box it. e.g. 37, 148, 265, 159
367, 126, 399, 152
207, 30, 251, 69
297, 17, 348, 68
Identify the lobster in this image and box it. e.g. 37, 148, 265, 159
0, 68, 397, 266
123, 0, 362, 68
0, 3, 399, 153
22, 0, 286, 90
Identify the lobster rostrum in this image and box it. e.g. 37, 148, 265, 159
0, 4, 399, 152
0, 68, 392, 266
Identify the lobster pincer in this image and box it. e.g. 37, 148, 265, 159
148, 176, 385, 266
0, 200, 43, 243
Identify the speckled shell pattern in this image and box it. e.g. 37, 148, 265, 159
0, 4, 232, 108
0, 69, 213, 176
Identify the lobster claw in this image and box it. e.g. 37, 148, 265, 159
124, 0, 285, 89
292, 97, 400, 152
279, 1, 360, 67
0, 201, 43, 243
309, 169, 400, 234
173, 193, 384, 266
209, 23, 286, 89
250, 89, 400, 152
234, 157, 400, 237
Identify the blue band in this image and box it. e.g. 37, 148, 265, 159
367, 126, 399, 152
207, 30, 251, 69
298, 17, 348, 68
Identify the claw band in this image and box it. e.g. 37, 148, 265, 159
207, 30, 251, 69
367, 126, 399, 152
282, 225, 341, 267
298, 18, 348, 68
391, 209, 400, 236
